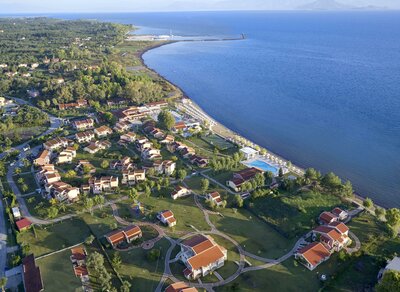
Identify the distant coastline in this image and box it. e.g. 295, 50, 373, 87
134, 31, 391, 210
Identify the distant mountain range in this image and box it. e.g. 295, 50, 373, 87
298, 0, 387, 11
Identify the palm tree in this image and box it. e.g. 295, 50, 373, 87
1, 276, 7, 291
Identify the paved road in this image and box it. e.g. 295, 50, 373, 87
0, 198, 8, 278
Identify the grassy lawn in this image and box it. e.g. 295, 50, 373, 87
138, 194, 211, 235
13, 172, 38, 194
209, 207, 296, 259
217, 255, 343, 292
202, 134, 235, 151
80, 206, 119, 238
248, 191, 346, 238
23, 194, 51, 219
110, 238, 171, 291
18, 218, 91, 257
36, 249, 83, 292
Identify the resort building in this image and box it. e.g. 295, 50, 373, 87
178, 234, 227, 280
312, 222, 350, 252
146, 100, 168, 111
319, 211, 339, 225
58, 99, 88, 110
165, 282, 198, 292
157, 210, 177, 227
83, 140, 111, 154
160, 134, 175, 145
295, 242, 331, 271
115, 106, 149, 122
16, 218, 32, 232
189, 155, 208, 168
121, 169, 146, 185
56, 147, 76, 164
34, 150, 50, 166
110, 156, 133, 170
173, 121, 187, 132
331, 207, 348, 221
226, 167, 262, 192
240, 147, 259, 160
89, 176, 119, 194
73, 118, 94, 131
206, 191, 223, 207
141, 147, 162, 161
43, 137, 69, 151
75, 130, 95, 144
48, 181, 80, 202
94, 125, 113, 138
153, 160, 176, 176
105, 225, 142, 248
171, 185, 191, 200
70, 246, 87, 267
119, 131, 136, 144
114, 120, 132, 133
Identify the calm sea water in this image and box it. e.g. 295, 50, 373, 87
5, 12, 400, 207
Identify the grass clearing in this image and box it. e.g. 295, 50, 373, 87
248, 191, 346, 238
36, 249, 83, 292
18, 218, 91, 257
13, 172, 38, 194
209, 207, 295, 259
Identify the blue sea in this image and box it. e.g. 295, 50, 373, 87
4, 11, 400, 207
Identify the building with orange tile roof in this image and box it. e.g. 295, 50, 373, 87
295, 242, 331, 271
179, 234, 227, 279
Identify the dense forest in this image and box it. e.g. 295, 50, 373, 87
0, 18, 168, 110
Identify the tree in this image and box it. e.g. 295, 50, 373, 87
83, 197, 94, 215
341, 180, 354, 198
233, 194, 243, 208
264, 171, 274, 185
304, 168, 321, 183
254, 173, 265, 188
87, 252, 105, 271
47, 206, 59, 219
200, 178, 209, 193
120, 281, 132, 292
112, 252, 122, 270
144, 186, 151, 197
0, 277, 7, 292
375, 207, 386, 220
85, 235, 95, 245
101, 160, 109, 169
385, 208, 400, 227
129, 188, 138, 201
363, 198, 373, 209
321, 172, 342, 192
93, 195, 105, 210
157, 110, 175, 130
147, 248, 161, 261
278, 167, 284, 178
82, 164, 92, 174
376, 270, 400, 292
64, 170, 77, 179
176, 169, 187, 181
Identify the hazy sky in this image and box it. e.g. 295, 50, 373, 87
1, 0, 399, 13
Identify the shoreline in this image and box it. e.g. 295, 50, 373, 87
135, 38, 390, 210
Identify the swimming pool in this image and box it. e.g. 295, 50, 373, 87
246, 159, 278, 174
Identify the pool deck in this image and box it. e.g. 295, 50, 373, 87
242, 155, 289, 175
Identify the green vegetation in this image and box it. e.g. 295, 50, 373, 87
158, 110, 175, 130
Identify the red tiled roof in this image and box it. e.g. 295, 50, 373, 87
297, 242, 331, 268
123, 225, 142, 239
329, 221, 349, 234
71, 247, 86, 261
16, 218, 32, 231
187, 245, 225, 270
74, 266, 88, 277
319, 211, 338, 224
106, 230, 125, 245
165, 282, 198, 292
161, 210, 174, 219
332, 207, 345, 216
22, 255, 43, 292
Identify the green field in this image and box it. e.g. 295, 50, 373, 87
202, 134, 234, 151
18, 218, 91, 257
109, 238, 170, 291
138, 194, 211, 235
209, 208, 295, 259
249, 191, 346, 238
36, 249, 83, 292
14, 172, 38, 194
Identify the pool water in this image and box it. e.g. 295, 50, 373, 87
247, 160, 278, 174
